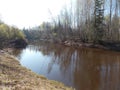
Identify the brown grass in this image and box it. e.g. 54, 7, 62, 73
0, 51, 73, 90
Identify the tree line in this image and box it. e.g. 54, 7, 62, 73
0, 20, 25, 48
24, 0, 120, 44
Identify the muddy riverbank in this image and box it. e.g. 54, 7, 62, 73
62, 40, 120, 51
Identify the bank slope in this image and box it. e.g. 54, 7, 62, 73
0, 51, 73, 90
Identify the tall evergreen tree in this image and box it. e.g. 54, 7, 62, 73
94, 0, 105, 43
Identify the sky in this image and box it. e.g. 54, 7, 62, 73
0, 0, 68, 29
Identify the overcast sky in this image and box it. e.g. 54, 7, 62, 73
0, 0, 68, 29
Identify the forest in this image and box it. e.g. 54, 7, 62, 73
0, 20, 26, 48
23, 0, 120, 47
1, 0, 120, 49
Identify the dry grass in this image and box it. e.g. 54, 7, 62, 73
0, 51, 73, 90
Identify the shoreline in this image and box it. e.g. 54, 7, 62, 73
30, 40, 120, 52
0, 50, 73, 90
63, 40, 120, 51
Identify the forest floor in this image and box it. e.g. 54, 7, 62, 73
0, 50, 73, 90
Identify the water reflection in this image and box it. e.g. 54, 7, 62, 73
13, 42, 120, 90
11, 48, 23, 60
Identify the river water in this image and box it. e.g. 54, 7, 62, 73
12, 42, 120, 90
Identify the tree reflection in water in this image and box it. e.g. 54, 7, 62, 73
11, 48, 23, 60
13, 42, 120, 90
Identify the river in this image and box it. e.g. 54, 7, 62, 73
12, 42, 120, 90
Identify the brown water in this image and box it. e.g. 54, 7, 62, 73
12, 42, 120, 90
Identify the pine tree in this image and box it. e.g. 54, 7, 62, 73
94, 0, 105, 43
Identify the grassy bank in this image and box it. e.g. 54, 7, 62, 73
0, 50, 73, 90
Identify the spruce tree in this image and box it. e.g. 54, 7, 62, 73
94, 0, 104, 43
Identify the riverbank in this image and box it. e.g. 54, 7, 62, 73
0, 50, 73, 90
63, 40, 120, 51
31, 39, 120, 51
